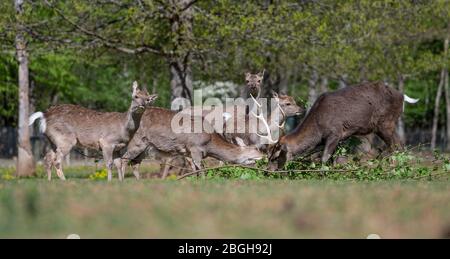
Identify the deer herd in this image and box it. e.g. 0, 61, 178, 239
29, 71, 419, 181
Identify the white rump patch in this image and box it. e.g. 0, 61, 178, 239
29, 111, 46, 133
403, 94, 419, 104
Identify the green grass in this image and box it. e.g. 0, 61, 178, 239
0, 178, 448, 238
0, 150, 449, 238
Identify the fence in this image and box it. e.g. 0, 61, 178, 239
0, 127, 17, 158
0, 127, 89, 161
0, 126, 448, 159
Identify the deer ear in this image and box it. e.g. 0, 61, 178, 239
235, 137, 246, 147
132, 81, 139, 94
245, 72, 251, 80
258, 69, 265, 79
271, 90, 279, 98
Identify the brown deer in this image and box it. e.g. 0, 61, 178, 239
207, 70, 304, 148
244, 70, 264, 99
269, 81, 419, 169
218, 92, 304, 149
118, 107, 264, 180
128, 71, 300, 179
29, 81, 157, 181
145, 92, 303, 179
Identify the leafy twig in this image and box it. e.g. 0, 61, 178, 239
176, 164, 357, 180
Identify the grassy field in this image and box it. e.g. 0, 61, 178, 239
0, 150, 449, 238
0, 173, 449, 238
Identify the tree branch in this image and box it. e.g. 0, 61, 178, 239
181, 0, 199, 12
43, 0, 165, 56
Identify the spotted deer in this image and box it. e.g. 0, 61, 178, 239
117, 107, 264, 180
29, 81, 157, 181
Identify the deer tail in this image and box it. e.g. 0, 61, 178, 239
403, 94, 419, 104
29, 112, 46, 133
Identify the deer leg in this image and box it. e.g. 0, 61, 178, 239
322, 135, 340, 163
189, 150, 204, 177
119, 158, 128, 180
121, 142, 148, 180
44, 150, 56, 181
161, 157, 175, 179
179, 157, 188, 176
377, 129, 402, 152
129, 153, 145, 180
161, 163, 171, 179
275, 150, 294, 170
185, 156, 204, 177
131, 163, 140, 180
113, 158, 123, 180
54, 146, 71, 181
185, 157, 195, 171
101, 146, 115, 181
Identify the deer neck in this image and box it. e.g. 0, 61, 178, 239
248, 95, 261, 115
268, 108, 285, 133
124, 105, 145, 137
207, 134, 241, 163
285, 116, 321, 154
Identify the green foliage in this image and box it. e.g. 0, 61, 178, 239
0, 167, 15, 181
0, 54, 18, 126
200, 150, 447, 181
88, 168, 108, 181
0, 0, 449, 129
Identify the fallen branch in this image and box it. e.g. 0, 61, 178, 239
176, 164, 357, 180
412, 171, 450, 179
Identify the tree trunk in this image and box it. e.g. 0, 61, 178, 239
339, 74, 348, 89
278, 70, 289, 95
319, 77, 328, 94
443, 35, 449, 150
359, 65, 368, 83
307, 70, 319, 109
431, 69, 446, 150
170, 59, 193, 103
15, 0, 35, 176
169, 0, 194, 104
397, 75, 406, 144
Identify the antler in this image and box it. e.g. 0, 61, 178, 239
250, 96, 278, 144
251, 111, 279, 144
250, 94, 262, 108
276, 102, 286, 129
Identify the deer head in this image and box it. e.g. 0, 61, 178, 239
240, 146, 264, 164
267, 141, 285, 171
131, 81, 158, 113
245, 70, 265, 98
234, 137, 264, 164
272, 91, 305, 117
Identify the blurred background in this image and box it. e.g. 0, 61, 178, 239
0, 0, 449, 160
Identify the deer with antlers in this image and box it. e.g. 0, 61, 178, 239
119, 71, 303, 180
216, 92, 304, 150
223, 71, 304, 149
